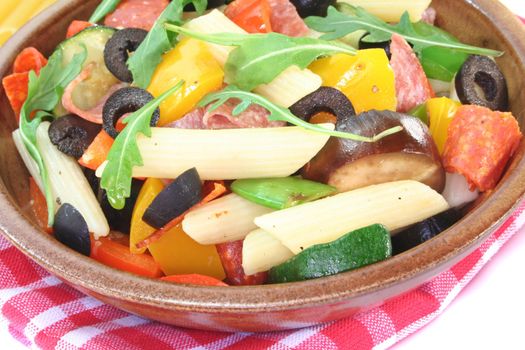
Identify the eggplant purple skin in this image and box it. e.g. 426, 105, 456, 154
53, 203, 91, 256
142, 168, 203, 229
301, 110, 446, 193
392, 208, 462, 255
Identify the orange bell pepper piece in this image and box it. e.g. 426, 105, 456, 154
78, 130, 114, 169
91, 235, 163, 278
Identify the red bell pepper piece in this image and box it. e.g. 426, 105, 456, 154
2, 72, 29, 118
66, 20, 93, 38
29, 177, 52, 234
13, 47, 48, 74
225, 0, 273, 33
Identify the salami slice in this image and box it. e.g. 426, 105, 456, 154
442, 105, 522, 191
104, 0, 168, 31
390, 34, 434, 113
267, 0, 309, 37
216, 240, 268, 285
167, 99, 285, 129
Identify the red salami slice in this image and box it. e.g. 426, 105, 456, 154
167, 98, 285, 129
216, 240, 268, 285
390, 34, 434, 113
267, 0, 309, 37
104, 0, 168, 31
443, 105, 522, 191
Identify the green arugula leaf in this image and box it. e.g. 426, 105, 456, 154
199, 86, 402, 142
166, 25, 356, 91
89, 0, 121, 23
101, 80, 185, 209
19, 48, 87, 225
306, 6, 502, 57
128, 0, 207, 88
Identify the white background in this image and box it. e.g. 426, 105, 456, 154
1, 0, 524, 349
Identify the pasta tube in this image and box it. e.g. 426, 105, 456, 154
182, 193, 273, 245
338, 0, 432, 22
255, 180, 449, 254
185, 10, 322, 107
36, 122, 109, 238
242, 229, 294, 275
97, 124, 333, 180
13, 129, 45, 192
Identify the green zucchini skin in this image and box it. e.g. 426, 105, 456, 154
268, 224, 392, 283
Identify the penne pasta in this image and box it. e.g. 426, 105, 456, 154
185, 10, 322, 107
182, 193, 273, 245
36, 122, 109, 238
98, 124, 333, 180
254, 180, 449, 254
338, 0, 432, 22
12, 129, 45, 193
242, 229, 294, 275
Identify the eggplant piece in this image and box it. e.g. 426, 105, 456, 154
53, 203, 91, 256
102, 87, 159, 138
143, 168, 202, 229
392, 208, 461, 255
48, 114, 101, 158
455, 55, 508, 111
98, 179, 144, 234
301, 110, 445, 193
104, 28, 148, 83
289, 87, 356, 124
289, 0, 334, 18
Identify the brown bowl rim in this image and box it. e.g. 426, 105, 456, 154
0, 0, 524, 314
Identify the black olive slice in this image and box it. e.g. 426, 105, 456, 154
289, 87, 356, 126
359, 34, 391, 60
391, 208, 462, 255
102, 87, 159, 138
455, 55, 509, 111
48, 114, 101, 158
98, 179, 144, 234
290, 0, 334, 18
103, 28, 148, 83
53, 203, 91, 256
142, 168, 202, 229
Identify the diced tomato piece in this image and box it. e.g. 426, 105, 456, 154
29, 177, 52, 234
443, 105, 522, 191
13, 47, 47, 75
91, 235, 163, 278
2, 72, 29, 118
390, 34, 434, 112
66, 20, 93, 38
78, 130, 114, 170
225, 0, 273, 33
160, 274, 228, 286
216, 240, 268, 285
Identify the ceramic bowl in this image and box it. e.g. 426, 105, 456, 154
0, 0, 524, 332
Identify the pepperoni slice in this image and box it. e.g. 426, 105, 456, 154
104, 0, 169, 31
267, 0, 309, 37
216, 240, 268, 285
442, 105, 522, 191
13, 47, 47, 75
390, 34, 434, 112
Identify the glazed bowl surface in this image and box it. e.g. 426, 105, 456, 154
0, 0, 524, 332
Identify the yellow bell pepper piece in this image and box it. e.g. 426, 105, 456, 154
309, 49, 397, 114
147, 38, 224, 126
148, 224, 226, 280
129, 178, 165, 254
427, 97, 461, 154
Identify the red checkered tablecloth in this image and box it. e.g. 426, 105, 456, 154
1, 199, 524, 350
